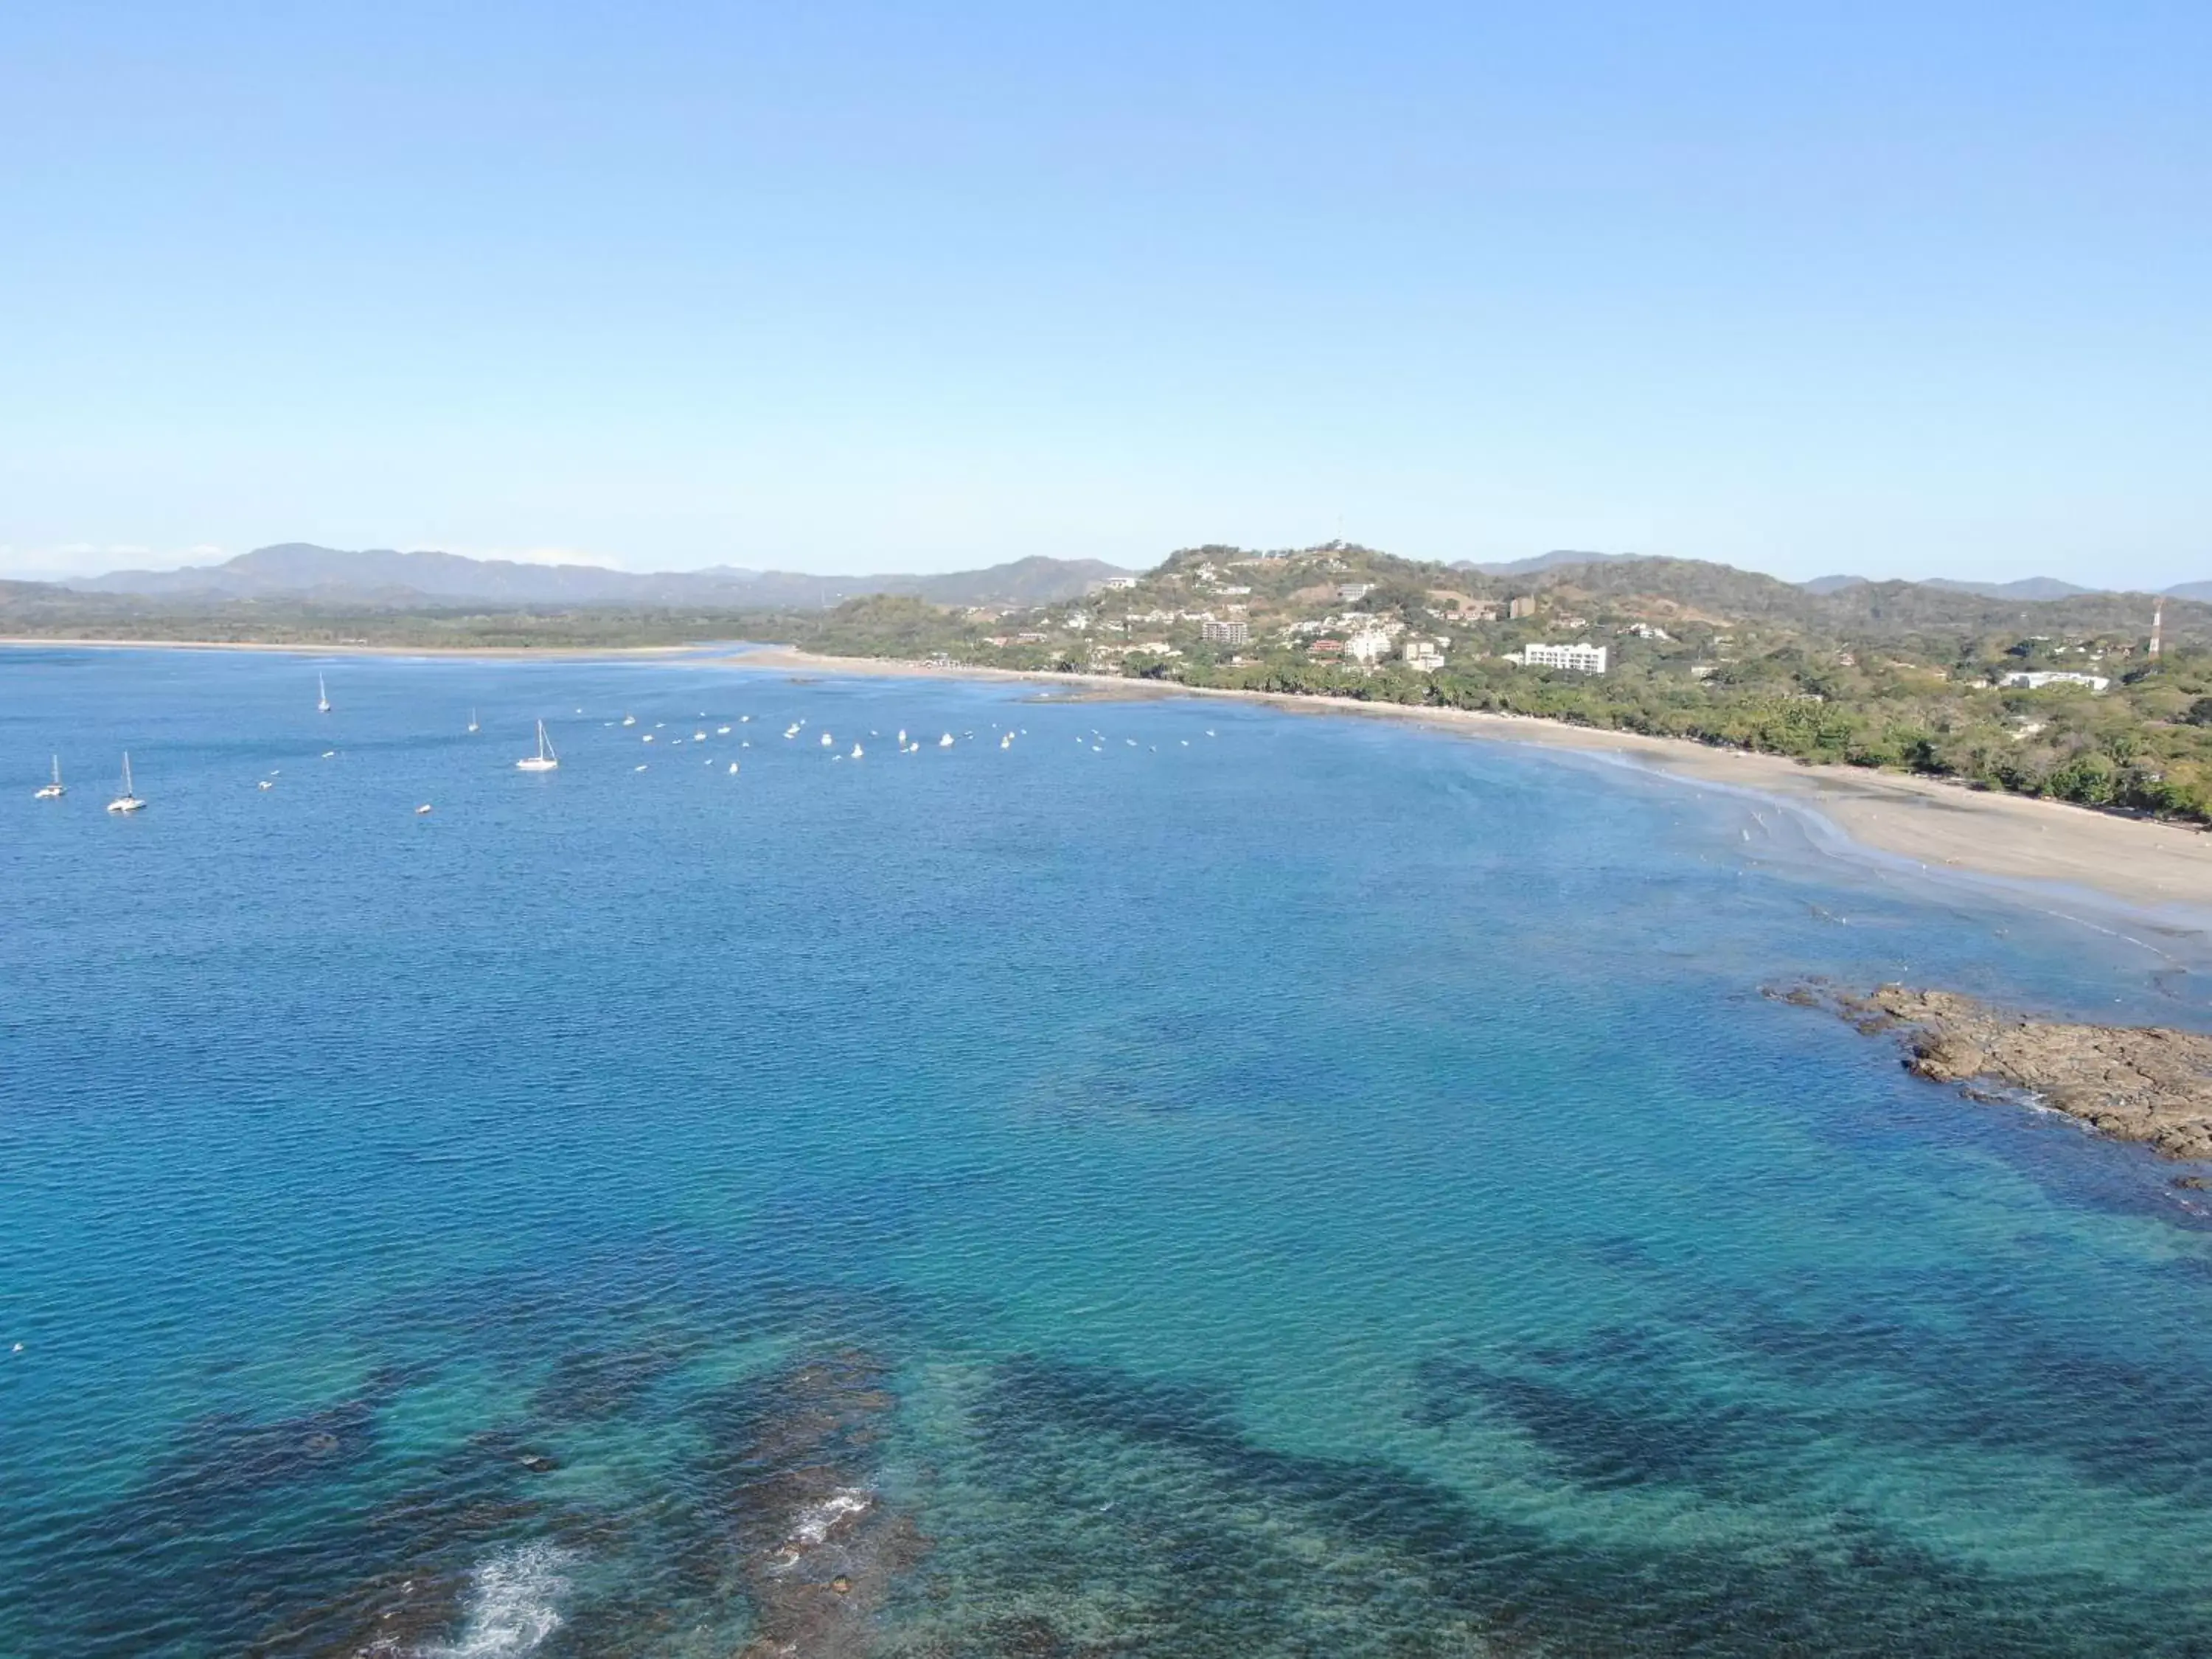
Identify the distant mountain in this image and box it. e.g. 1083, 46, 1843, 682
1455, 549, 1638, 578
1921, 576, 2093, 602
1800, 574, 1870, 596
70, 544, 1133, 611
2163, 580, 2212, 603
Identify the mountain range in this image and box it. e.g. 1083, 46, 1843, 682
1477, 554, 2210, 602
66, 543, 1134, 610
43, 540, 2212, 616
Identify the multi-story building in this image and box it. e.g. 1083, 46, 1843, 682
1506, 594, 1537, 619
1200, 619, 1250, 646
1344, 629, 1394, 665
1520, 642, 1608, 674
2001, 670, 2110, 692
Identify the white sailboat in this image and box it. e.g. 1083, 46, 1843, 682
938, 732, 954, 748
467, 708, 479, 734
316, 673, 331, 714
850, 742, 863, 759
34, 754, 64, 799
820, 732, 833, 747
106, 752, 145, 813
515, 720, 560, 771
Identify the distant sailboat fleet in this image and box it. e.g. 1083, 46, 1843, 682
30, 670, 1190, 817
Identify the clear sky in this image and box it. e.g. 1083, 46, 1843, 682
3, 1, 2206, 585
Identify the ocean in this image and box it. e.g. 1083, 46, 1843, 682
4, 644, 2212, 1658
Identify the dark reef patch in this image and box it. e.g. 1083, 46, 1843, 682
935, 1351, 2211, 1658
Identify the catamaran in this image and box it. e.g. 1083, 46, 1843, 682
106, 753, 145, 813
467, 709, 479, 734
34, 755, 64, 799
316, 674, 331, 714
515, 720, 560, 771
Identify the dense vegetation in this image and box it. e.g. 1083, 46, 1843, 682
10, 541, 2212, 825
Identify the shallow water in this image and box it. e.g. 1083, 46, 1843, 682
5, 646, 2212, 1657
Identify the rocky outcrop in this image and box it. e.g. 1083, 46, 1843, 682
731, 1349, 927, 1659
1777, 981, 2212, 1160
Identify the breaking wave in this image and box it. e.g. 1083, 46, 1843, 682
417, 1544, 575, 1659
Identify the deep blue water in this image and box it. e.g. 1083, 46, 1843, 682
6, 645, 2212, 1658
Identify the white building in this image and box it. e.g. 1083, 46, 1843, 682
1520, 642, 1608, 674
1338, 582, 1375, 602
1200, 618, 1250, 646
1401, 636, 1447, 670
1099, 575, 1140, 591
2002, 670, 2110, 692
1344, 629, 1394, 665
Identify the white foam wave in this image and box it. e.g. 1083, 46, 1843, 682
416, 1544, 575, 1659
793, 1487, 872, 1545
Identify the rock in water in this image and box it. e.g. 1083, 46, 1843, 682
1775, 980, 2212, 1161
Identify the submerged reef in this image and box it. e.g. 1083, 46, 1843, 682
1778, 981, 2212, 1159
724, 1349, 928, 1659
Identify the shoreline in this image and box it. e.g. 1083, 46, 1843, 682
724, 645, 2212, 919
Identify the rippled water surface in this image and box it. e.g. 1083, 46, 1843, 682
7, 646, 2212, 1657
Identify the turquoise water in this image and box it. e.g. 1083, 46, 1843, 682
6, 645, 2212, 1658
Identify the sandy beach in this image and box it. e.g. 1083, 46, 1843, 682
726, 644, 2212, 918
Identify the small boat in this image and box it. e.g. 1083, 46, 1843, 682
415, 804, 433, 815
622, 714, 636, 727
258, 780, 274, 790
850, 742, 863, 759
693, 731, 707, 741
516, 720, 560, 771
728, 761, 739, 775
785, 726, 800, 739
33, 755, 64, 799
1001, 732, 1012, 749
820, 732, 833, 747
321, 750, 337, 759
717, 726, 731, 734
939, 733, 954, 748
467, 709, 480, 733
642, 734, 655, 743
897, 730, 907, 745
106, 752, 145, 813
635, 764, 648, 772
316, 673, 331, 714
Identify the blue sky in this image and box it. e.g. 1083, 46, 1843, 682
3, 1, 2206, 583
